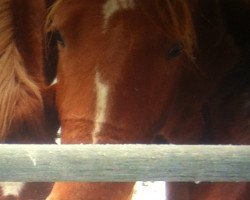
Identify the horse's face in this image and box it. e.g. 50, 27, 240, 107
51, 0, 199, 144
47, 3, 200, 200
47, 1, 243, 200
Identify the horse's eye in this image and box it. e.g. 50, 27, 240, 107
54, 31, 65, 47
167, 42, 183, 58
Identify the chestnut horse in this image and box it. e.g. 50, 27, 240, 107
46, 0, 249, 199
0, 0, 58, 199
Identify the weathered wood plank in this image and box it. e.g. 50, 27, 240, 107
0, 144, 249, 182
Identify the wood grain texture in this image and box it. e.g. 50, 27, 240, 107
0, 144, 249, 182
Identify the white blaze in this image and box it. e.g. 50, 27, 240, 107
102, 0, 135, 32
92, 71, 109, 143
0, 182, 25, 197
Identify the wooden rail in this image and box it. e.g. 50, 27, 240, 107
0, 144, 249, 182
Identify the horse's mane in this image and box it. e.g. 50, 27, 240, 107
0, 0, 42, 140
46, 0, 196, 58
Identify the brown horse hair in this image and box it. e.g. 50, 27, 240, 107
46, 0, 196, 59
0, 0, 43, 140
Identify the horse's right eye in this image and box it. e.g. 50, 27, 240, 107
54, 31, 65, 47
167, 42, 183, 58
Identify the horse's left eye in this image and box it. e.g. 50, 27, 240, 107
54, 31, 65, 47
167, 42, 183, 58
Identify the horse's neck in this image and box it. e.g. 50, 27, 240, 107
219, 0, 250, 53
203, 53, 250, 145
193, 0, 240, 80
194, 0, 250, 145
